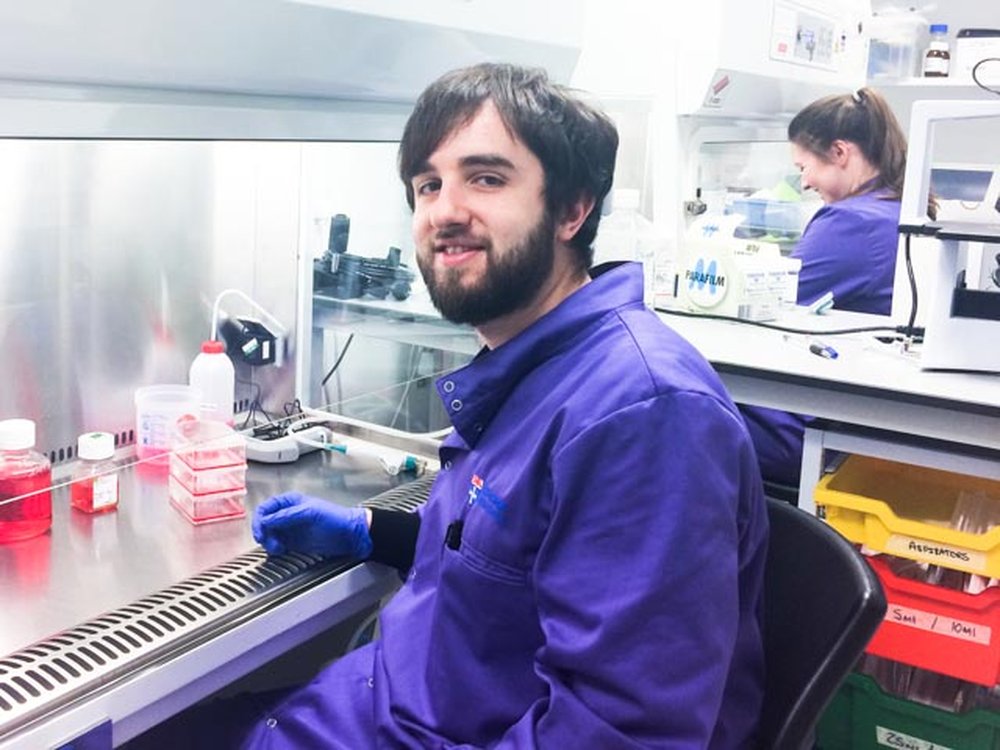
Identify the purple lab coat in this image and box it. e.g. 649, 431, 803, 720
793, 188, 901, 314
742, 189, 901, 486
246, 263, 768, 748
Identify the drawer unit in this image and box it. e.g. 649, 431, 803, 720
818, 673, 1000, 750
866, 556, 1000, 687
815, 456, 1000, 578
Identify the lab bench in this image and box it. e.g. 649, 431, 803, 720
309, 296, 1000, 491
660, 307, 1000, 747
0, 448, 432, 749
658, 309, 1000, 507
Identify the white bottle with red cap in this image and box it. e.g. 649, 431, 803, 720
188, 340, 235, 425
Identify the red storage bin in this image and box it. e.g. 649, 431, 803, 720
866, 555, 1000, 687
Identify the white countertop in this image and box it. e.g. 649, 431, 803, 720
657, 306, 1000, 452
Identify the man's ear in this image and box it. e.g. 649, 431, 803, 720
556, 196, 597, 243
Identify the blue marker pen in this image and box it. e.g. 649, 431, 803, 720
783, 334, 839, 360
808, 340, 838, 359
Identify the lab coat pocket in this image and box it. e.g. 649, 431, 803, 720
454, 537, 529, 586
437, 529, 540, 676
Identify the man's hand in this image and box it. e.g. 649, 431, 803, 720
252, 492, 373, 559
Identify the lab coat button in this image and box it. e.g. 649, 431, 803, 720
266, 718, 278, 729
367, 677, 374, 688
450, 399, 463, 412
442, 380, 456, 393
444, 460, 453, 470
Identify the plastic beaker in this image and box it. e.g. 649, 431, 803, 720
134, 385, 200, 469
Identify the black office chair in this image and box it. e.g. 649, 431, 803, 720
762, 478, 801, 506
757, 497, 887, 750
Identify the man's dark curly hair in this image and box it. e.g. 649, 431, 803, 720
398, 62, 619, 271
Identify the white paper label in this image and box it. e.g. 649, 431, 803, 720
92, 474, 118, 510
886, 534, 987, 575
886, 604, 991, 645
923, 56, 950, 76
877, 725, 953, 750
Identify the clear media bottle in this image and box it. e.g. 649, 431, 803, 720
189, 340, 235, 424
0, 418, 52, 543
592, 189, 658, 307
71, 432, 119, 514
923, 24, 950, 77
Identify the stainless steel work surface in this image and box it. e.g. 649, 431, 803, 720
0, 449, 413, 659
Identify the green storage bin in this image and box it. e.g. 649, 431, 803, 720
817, 673, 1000, 750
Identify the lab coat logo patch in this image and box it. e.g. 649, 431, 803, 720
468, 474, 508, 524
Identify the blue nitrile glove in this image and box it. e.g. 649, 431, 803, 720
252, 492, 373, 559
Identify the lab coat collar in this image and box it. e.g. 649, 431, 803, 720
437, 261, 645, 448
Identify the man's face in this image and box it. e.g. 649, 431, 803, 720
409, 101, 557, 326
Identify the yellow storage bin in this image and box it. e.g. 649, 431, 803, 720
815, 456, 1000, 577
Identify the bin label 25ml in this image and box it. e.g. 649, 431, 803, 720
885, 535, 987, 575
887, 604, 991, 645
876, 726, 953, 750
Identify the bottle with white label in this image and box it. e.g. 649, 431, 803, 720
922, 23, 950, 77
71, 432, 119, 514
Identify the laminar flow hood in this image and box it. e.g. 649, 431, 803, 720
673, 0, 871, 119
0, 0, 582, 103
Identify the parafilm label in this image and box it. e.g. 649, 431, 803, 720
876, 726, 953, 750
683, 257, 727, 308
885, 535, 987, 575
886, 605, 991, 645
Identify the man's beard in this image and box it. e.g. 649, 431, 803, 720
417, 210, 557, 327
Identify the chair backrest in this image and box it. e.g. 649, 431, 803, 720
757, 497, 887, 750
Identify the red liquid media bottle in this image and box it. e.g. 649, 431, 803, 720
71, 431, 119, 514
0, 418, 53, 543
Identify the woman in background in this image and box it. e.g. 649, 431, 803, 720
742, 86, 933, 490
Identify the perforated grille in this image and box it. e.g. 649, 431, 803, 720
362, 473, 434, 513
0, 476, 433, 737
